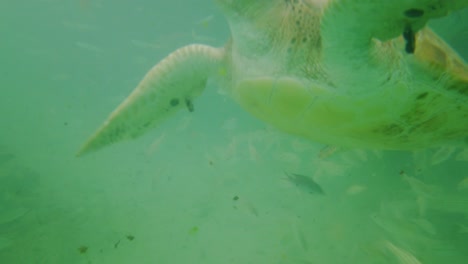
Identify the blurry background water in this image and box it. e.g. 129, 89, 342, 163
0, 0, 467, 263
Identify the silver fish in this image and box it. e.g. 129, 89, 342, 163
284, 172, 325, 195
384, 240, 422, 264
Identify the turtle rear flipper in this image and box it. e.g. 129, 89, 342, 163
321, 0, 468, 94
77, 44, 224, 156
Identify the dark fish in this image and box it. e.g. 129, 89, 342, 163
284, 172, 325, 195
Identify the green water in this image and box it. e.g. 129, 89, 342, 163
0, 1, 467, 263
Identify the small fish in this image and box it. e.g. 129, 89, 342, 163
430, 146, 457, 166
401, 173, 440, 198
277, 152, 301, 165
244, 201, 259, 217
196, 15, 214, 28
318, 145, 340, 159
284, 172, 325, 195
176, 115, 192, 132
221, 117, 237, 131
401, 173, 436, 216
191, 30, 216, 42
131, 39, 161, 50
346, 184, 366, 195
383, 240, 422, 264
411, 218, 437, 235
291, 221, 308, 251
146, 132, 166, 156
0, 207, 30, 225
248, 141, 259, 161
62, 21, 98, 31
75, 41, 102, 53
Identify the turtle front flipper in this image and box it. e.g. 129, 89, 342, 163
321, 0, 468, 93
77, 44, 224, 156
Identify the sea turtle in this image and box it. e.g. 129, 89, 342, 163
77, 0, 468, 156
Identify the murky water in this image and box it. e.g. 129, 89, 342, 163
0, 1, 467, 263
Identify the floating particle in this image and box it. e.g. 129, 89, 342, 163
78, 246, 88, 254
189, 226, 199, 235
